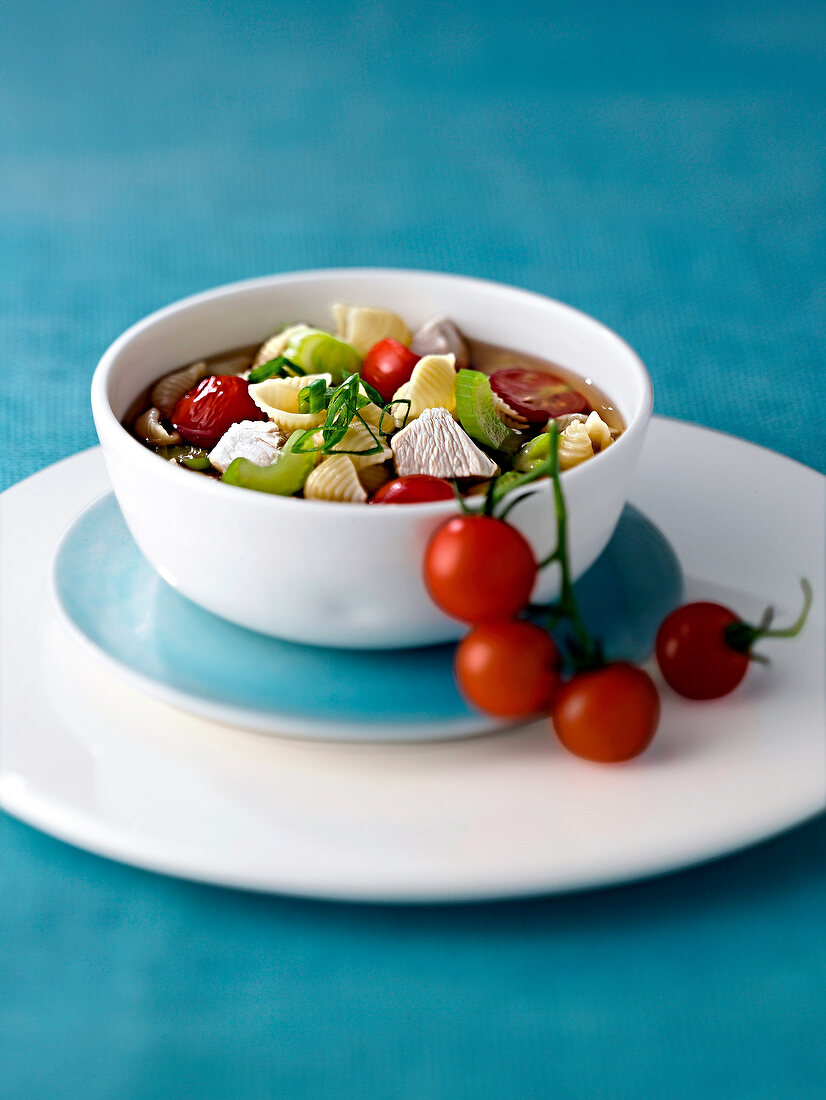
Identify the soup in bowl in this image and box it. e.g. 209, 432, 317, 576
91, 269, 653, 648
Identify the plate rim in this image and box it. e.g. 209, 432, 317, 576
1, 417, 824, 902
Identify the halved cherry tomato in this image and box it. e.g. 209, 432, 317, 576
171, 375, 264, 448
370, 476, 454, 504
361, 339, 419, 403
455, 621, 561, 717
490, 368, 588, 424
655, 603, 749, 700
424, 515, 537, 623
552, 663, 660, 762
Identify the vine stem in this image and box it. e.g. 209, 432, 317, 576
535, 424, 598, 665
725, 578, 813, 654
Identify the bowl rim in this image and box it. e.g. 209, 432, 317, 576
91, 266, 654, 516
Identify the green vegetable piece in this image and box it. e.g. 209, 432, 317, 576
180, 450, 212, 471
248, 356, 305, 384
221, 431, 315, 496
490, 435, 556, 509
292, 373, 383, 457
298, 377, 328, 414
513, 432, 551, 473
157, 444, 212, 471
357, 378, 386, 409
282, 329, 362, 384
455, 369, 521, 452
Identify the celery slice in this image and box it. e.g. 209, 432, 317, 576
282, 329, 362, 384
221, 431, 315, 496
513, 433, 551, 473
455, 369, 521, 452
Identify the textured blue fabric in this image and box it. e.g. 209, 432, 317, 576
1, 1, 824, 1097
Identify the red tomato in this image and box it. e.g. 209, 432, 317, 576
455, 621, 561, 717
361, 339, 419, 403
655, 602, 749, 700
171, 375, 264, 448
424, 515, 537, 623
552, 663, 660, 762
490, 369, 588, 424
370, 476, 454, 504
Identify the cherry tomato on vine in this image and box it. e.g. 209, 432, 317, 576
655, 603, 747, 700
370, 476, 454, 504
551, 663, 660, 762
455, 621, 561, 717
172, 375, 264, 448
490, 369, 588, 424
424, 515, 537, 623
655, 584, 812, 700
361, 339, 419, 403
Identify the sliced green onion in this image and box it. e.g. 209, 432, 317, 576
248, 356, 305, 384
358, 378, 386, 408
291, 373, 387, 457
384, 397, 411, 429
298, 377, 328, 414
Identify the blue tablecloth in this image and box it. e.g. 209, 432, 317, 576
1, 1, 824, 1096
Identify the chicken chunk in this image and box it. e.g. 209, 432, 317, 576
208, 420, 285, 473
391, 407, 499, 479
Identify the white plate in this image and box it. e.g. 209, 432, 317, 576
1, 419, 824, 901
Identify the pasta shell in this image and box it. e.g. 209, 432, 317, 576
492, 392, 530, 429
389, 381, 412, 428
251, 324, 312, 369
358, 397, 396, 435
358, 462, 393, 495
332, 303, 411, 356
557, 420, 594, 470
134, 406, 182, 445
584, 411, 613, 453
304, 455, 368, 503
248, 374, 331, 433
150, 360, 211, 417
552, 413, 588, 432
392, 353, 457, 426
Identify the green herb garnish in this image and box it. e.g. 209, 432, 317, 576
157, 444, 212, 471
248, 356, 306, 384
382, 397, 412, 430
298, 377, 328, 414
292, 374, 386, 458
358, 378, 387, 409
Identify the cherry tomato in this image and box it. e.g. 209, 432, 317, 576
552, 663, 660, 762
490, 368, 588, 424
361, 339, 419, 403
656, 603, 748, 700
370, 476, 454, 504
424, 515, 537, 623
171, 375, 264, 448
455, 621, 561, 717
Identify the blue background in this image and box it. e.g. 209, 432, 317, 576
1, 1, 824, 1096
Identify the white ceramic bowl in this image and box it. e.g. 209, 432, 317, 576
92, 269, 653, 649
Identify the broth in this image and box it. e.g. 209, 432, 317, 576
468, 339, 624, 434
126, 329, 625, 497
